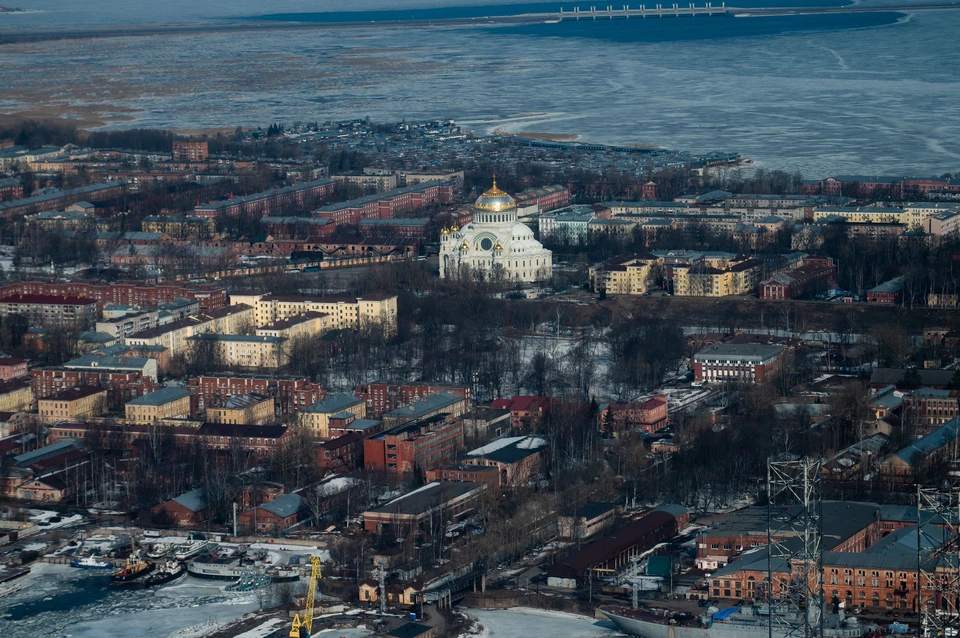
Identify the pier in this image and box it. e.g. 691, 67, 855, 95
556, 3, 727, 19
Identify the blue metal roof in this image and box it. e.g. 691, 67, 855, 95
894, 418, 960, 466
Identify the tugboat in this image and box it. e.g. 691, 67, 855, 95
70, 555, 113, 569
142, 560, 185, 587
110, 539, 154, 584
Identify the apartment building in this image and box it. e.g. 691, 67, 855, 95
0, 379, 34, 412
171, 140, 209, 162
381, 391, 469, 429
0, 280, 226, 313
124, 386, 193, 423
252, 293, 397, 335
673, 258, 761, 297
38, 386, 108, 420
0, 294, 99, 327
186, 334, 288, 368
194, 178, 337, 219
0, 357, 28, 380
588, 255, 655, 295
255, 312, 329, 341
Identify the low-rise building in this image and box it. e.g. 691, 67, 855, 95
195, 422, 295, 455
253, 293, 398, 336
205, 393, 274, 425
0, 357, 28, 380
881, 417, 960, 477
362, 481, 487, 534
380, 391, 468, 429
38, 386, 108, 421
298, 393, 367, 439
558, 503, 619, 540
693, 344, 785, 384
866, 276, 904, 305
238, 492, 306, 534
124, 386, 193, 423
599, 396, 669, 435
489, 395, 549, 429
151, 488, 208, 526
460, 435, 546, 486
903, 388, 960, 431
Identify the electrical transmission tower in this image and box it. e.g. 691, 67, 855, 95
766, 457, 824, 638
917, 486, 960, 638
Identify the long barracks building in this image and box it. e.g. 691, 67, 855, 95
193, 178, 337, 219
0, 281, 226, 313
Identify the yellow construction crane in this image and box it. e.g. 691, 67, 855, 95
290, 555, 322, 638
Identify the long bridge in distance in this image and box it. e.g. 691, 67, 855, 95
2, 2, 960, 45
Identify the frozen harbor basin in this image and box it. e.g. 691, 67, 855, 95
464, 607, 622, 638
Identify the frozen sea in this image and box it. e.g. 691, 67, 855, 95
1, 563, 263, 638
2, 0, 960, 175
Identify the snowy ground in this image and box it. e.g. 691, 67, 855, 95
463, 608, 623, 638
1, 562, 268, 638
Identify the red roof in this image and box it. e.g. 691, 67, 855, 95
0, 294, 97, 306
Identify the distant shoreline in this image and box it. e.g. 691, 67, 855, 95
0, 3, 953, 45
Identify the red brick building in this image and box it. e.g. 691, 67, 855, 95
0, 178, 23, 202
318, 431, 365, 471
186, 375, 325, 417
489, 395, 550, 429
866, 276, 904, 305
760, 257, 835, 300
195, 423, 295, 455
642, 181, 658, 200
357, 383, 470, 418
237, 492, 306, 534
194, 178, 337, 219
0, 181, 127, 219
172, 140, 209, 162
599, 396, 669, 435
692, 344, 785, 384
514, 184, 570, 213
425, 464, 501, 487
363, 414, 464, 477
32, 367, 158, 406
311, 180, 453, 225
0, 280, 226, 313
151, 488, 209, 526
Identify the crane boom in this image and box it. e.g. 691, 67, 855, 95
290, 555, 322, 638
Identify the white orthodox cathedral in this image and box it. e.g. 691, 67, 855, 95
439, 179, 552, 282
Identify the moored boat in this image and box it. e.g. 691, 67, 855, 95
71, 556, 113, 569
142, 560, 186, 587
174, 540, 213, 561
599, 604, 875, 638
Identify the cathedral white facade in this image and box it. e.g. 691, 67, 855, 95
439, 180, 552, 282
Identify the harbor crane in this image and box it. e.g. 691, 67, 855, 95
290, 555, 322, 638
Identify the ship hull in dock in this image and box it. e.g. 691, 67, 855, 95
601, 610, 710, 638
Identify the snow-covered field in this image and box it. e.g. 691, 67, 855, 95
464, 608, 622, 638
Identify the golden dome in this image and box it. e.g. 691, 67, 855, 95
494, 242, 503, 251
441, 227, 449, 235
460, 241, 469, 250
474, 176, 516, 212
450, 224, 459, 232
